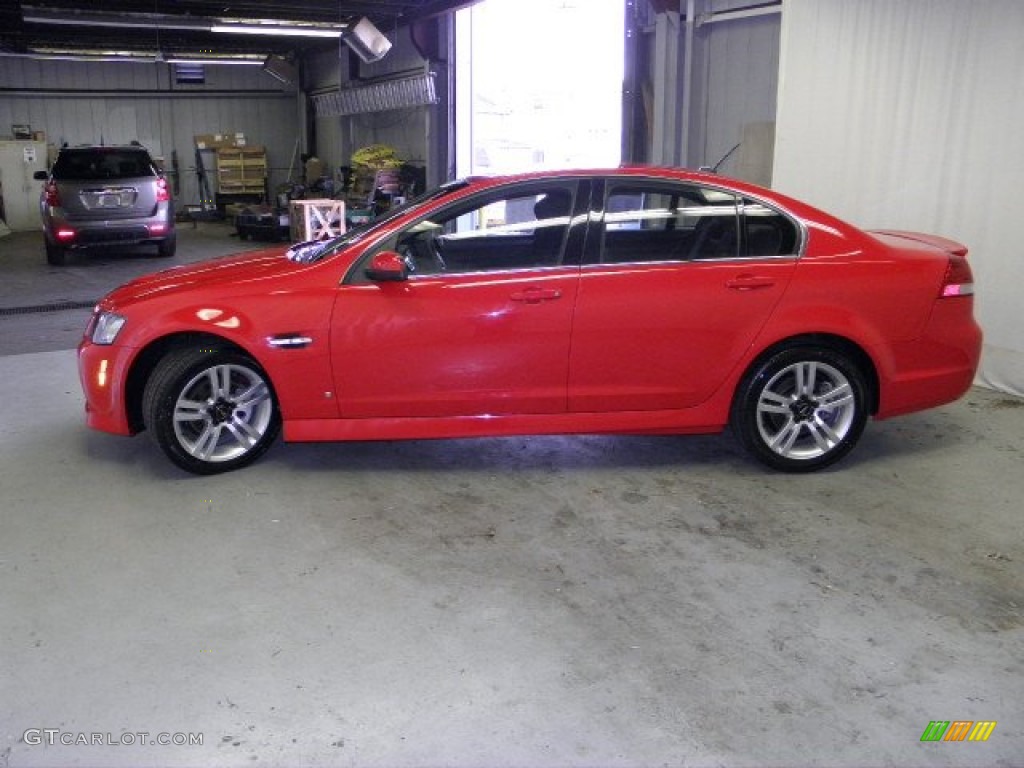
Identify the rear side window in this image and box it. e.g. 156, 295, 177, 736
743, 199, 801, 257
52, 150, 156, 181
599, 180, 801, 263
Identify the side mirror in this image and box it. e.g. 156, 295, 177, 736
365, 251, 409, 282
33, 170, 49, 180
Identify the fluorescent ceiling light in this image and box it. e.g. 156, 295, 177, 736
11, 48, 266, 65
24, 47, 156, 62
210, 23, 344, 38
16, 53, 155, 63
166, 57, 264, 65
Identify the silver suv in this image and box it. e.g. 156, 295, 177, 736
35, 144, 175, 265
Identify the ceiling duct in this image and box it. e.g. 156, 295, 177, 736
342, 17, 392, 64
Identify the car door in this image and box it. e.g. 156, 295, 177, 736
331, 180, 589, 419
567, 178, 800, 412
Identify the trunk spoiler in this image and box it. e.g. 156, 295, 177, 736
871, 229, 968, 257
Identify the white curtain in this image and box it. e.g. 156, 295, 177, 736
773, 0, 1024, 396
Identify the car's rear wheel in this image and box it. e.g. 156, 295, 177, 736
45, 240, 66, 266
142, 347, 280, 474
732, 345, 868, 472
156, 233, 177, 258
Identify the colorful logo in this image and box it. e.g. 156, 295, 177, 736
920, 721, 997, 742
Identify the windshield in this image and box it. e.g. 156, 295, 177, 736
287, 180, 471, 264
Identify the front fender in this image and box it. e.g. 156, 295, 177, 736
119, 291, 339, 422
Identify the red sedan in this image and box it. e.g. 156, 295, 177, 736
78, 168, 981, 474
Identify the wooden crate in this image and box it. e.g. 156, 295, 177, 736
216, 146, 267, 195
289, 199, 346, 242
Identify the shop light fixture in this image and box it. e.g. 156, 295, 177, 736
209, 22, 345, 38
4, 48, 267, 66
166, 56, 265, 66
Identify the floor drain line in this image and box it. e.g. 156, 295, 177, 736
0, 300, 97, 316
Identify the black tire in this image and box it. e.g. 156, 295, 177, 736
142, 347, 280, 474
731, 345, 868, 472
45, 240, 66, 266
156, 233, 177, 258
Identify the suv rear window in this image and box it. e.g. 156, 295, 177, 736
52, 149, 156, 181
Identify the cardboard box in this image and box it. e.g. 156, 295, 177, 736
194, 132, 247, 150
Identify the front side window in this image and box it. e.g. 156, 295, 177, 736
393, 183, 577, 276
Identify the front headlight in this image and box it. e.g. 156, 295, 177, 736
90, 311, 126, 345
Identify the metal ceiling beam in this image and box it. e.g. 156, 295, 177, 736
21, 6, 349, 36
21, 7, 210, 32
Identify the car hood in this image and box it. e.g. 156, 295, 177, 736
102, 247, 301, 307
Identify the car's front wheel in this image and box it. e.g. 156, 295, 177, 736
732, 345, 868, 472
142, 347, 280, 474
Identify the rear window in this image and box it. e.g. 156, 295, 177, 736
52, 149, 156, 181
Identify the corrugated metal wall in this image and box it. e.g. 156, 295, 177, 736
0, 57, 300, 207
690, 8, 780, 177
639, 0, 781, 183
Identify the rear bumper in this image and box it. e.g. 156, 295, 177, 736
44, 205, 174, 248
876, 298, 982, 419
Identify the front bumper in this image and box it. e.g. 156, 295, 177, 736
78, 340, 137, 435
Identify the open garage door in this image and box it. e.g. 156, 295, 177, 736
455, 0, 624, 177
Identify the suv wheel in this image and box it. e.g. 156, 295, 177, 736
45, 240, 66, 266
156, 233, 177, 258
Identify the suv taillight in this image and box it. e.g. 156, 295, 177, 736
156, 177, 170, 203
940, 254, 974, 298
44, 181, 60, 207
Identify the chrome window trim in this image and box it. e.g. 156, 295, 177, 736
406, 263, 581, 281
579, 252, 799, 271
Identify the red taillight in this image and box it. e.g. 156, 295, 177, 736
148, 223, 167, 234
940, 254, 974, 298
56, 228, 76, 242
44, 181, 60, 207
156, 177, 170, 203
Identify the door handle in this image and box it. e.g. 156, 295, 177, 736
510, 287, 562, 303
726, 274, 775, 291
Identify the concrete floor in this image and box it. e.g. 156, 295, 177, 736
1, 225, 1022, 766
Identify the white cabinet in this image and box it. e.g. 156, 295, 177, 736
0, 141, 48, 231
